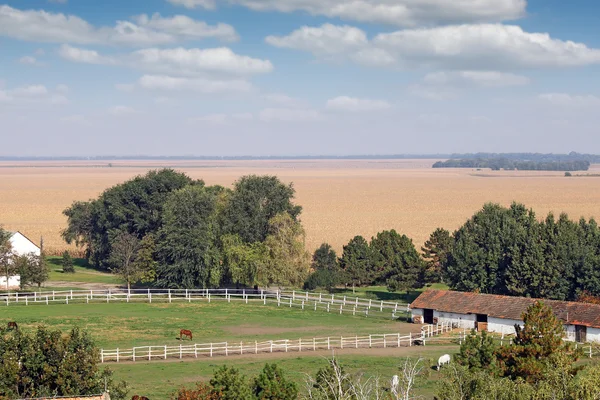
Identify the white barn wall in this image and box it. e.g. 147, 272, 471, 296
434, 310, 477, 329
588, 328, 600, 344
488, 317, 523, 336
9, 232, 40, 257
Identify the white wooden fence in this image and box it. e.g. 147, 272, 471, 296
0, 288, 409, 320
100, 322, 453, 363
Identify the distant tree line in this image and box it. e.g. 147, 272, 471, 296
445, 151, 600, 163
62, 169, 310, 289
433, 158, 591, 171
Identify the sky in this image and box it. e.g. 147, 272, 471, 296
1, 0, 600, 156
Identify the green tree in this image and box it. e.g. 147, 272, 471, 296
304, 243, 342, 292
62, 169, 198, 269
0, 326, 127, 399
495, 301, 582, 383
370, 230, 424, 293
222, 234, 270, 288
312, 243, 338, 272
421, 228, 453, 283
156, 186, 223, 288
304, 269, 340, 292
263, 213, 310, 288
222, 175, 302, 244
109, 231, 141, 291
253, 363, 298, 400
15, 253, 48, 289
455, 330, 498, 372
132, 234, 158, 284
209, 366, 253, 400
0, 228, 16, 291
339, 236, 374, 291
61, 250, 75, 273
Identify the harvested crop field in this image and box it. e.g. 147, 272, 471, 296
1, 159, 599, 254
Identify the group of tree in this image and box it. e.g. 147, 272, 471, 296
433, 202, 600, 300
0, 325, 127, 399
433, 158, 591, 171
62, 170, 310, 289
174, 363, 297, 400
304, 230, 425, 294
0, 228, 48, 290
437, 301, 600, 399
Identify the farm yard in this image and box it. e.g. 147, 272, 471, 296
1, 159, 600, 255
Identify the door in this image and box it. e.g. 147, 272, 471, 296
575, 325, 587, 343
476, 314, 488, 332
424, 309, 434, 324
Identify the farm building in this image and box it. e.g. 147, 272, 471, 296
1, 232, 41, 290
410, 289, 600, 344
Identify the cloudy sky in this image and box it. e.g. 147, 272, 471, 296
1, 0, 600, 156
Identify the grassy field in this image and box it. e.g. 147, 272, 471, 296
0, 301, 421, 349
111, 350, 452, 399
46, 256, 120, 285
325, 283, 449, 303
1, 159, 599, 254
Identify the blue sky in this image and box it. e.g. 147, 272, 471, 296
1, 0, 600, 156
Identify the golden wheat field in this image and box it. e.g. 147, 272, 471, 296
1, 159, 599, 254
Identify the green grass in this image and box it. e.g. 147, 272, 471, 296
319, 283, 449, 304
0, 301, 420, 349
111, 351, 451, 399
46, 256, 121, 285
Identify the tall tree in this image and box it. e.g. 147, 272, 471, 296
339, 236, 374, 291
222, 234, 269, 288
109, 231, 141, 291
62, 169, 198, 269
263, 213, 310, 288
156, 186, 223, 288
61, 250, 75, 273
221, 175, 301, 244
312, 243, 339, 272
132, 234, 158, 284
370, 230, 424, 293
209, 366, 254, 400
253, 363, 298, 400
421, 228, 453, 283
16, 253, 48, 289
0, 228, 15, 291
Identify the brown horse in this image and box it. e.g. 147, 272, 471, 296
7, 322, 18, 330
179, 329, 193, 341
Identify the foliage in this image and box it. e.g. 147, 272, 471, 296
174, 383, 222, 400
156, 186, 223, 288
61, 250, 75, 273
312, 243, 339, 272
339, 236, 375, 289
209, 366, 254, 400
0, 326, 127, 399
15, 253, 48, 288
304, 269, 340, 292
222, 234, 269, 288
454, 330, 497, 372
433, 158, 591, 171
253, 363, 298, 400
62, 169, 198, 270
421, 228, 453, 283
263, 212, 311, 288
304, 244, 343, 292
495, 301, 582, 383
221, 175, 302, 244
0, 228, 16, 289
370, 230, 424, 293
133, 234, 158, 284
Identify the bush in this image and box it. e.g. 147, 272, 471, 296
253, 363, 297, 400
304, 269, 340, 292
565, 171, 573, 177
62, 251, 75, 273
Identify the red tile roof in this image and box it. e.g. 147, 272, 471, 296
410, 290, 600, 329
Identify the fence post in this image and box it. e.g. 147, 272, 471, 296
319, 292, 322, 303
270, 341, 273, 353
255, 341, 258, 354
327, 303, 330, 313
384, 336, 386, 348
133, 347, 136, 362
164, 345, 167, 360
313, 337, 316, 351
107, 291, 109, 303
590, 346, 593, 358
343, 296, 346, 306
341, 336, 343, 350
208, 292, 211, 303
210, 343, 213, 357
101, 349, 104, 363
70, 290, 73, 300
314, 301, 317, 311
116, 348, 119, 363
289, 297, 292, 308
356, 297, 359, 306
353, 306, 356, 316
278, 296, 281, 307
306, 291, 309, 301
225, 342, 228, 356
169, 289, 172, 303
46, 296, 48, 305
25, 297, 28, 306
285, 340, 288, 352
339, 304, 343, 314
327, 337, 330, 350
369, 335, 372, 348
292, 291, 295, 301
149, 346, 152, 361
240, 341, 243, 355
195, 343, 198, 358
409, 332, 412, 346
397, 333, 400, 347
369, 299, 372, 308
179, 344, 182, 359
355, 336, 358, 349
380, 301, 383, 312
53, 291, 55, 301
263, 292, 266, 305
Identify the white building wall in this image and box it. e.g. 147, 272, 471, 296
488, 317, 523, 336
0, 275, 21, 290
434, 310, 476, 329
588, 328, 600, 344
9, 232, 40, 257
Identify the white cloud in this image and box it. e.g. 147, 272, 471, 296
167, 0, 216, 10
59, 44, 117, 65
221, 0, 526, 26
423, 71, 530, 87
109, 105, 137, 116
18, 56, 38, 65
12, 85, 49, 97
136, 75, 253, 93
133, 13, 238, 42
267, 23, 600, 70
538, 93, 600, 107
266, 24, 367, 56
259, 108, 321, 122
0, 84, 68, 105
326, 96, 391, 111
0, 5, 235, 47
130, 47, 273, 76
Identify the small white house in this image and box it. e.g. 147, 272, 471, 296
1, 232, 41, 290
411, 289, 600, 344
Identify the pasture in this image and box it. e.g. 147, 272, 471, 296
1, 159, 599, 254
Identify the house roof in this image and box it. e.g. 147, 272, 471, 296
410, 290, 600, 329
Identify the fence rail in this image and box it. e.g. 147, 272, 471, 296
100, 322, 453, 363
0, 288, 410, 320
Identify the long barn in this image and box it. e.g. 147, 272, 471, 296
410, 289, 600, 343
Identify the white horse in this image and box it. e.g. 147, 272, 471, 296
437, 354, 451, 371
391, 374, 399, 395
